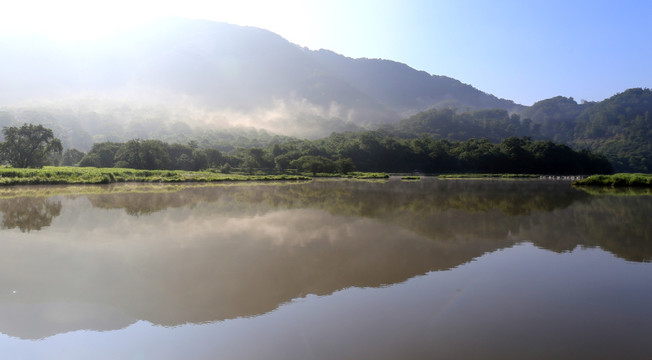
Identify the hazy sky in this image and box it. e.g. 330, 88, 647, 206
1, 0, 651, 105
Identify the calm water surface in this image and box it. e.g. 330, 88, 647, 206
0, 178, 650, 359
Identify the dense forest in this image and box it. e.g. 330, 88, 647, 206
386, 88, 651, 172
1, 89, 649, 175
67, 134, 610, 175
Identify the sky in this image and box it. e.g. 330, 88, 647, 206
1, 0, 651, 105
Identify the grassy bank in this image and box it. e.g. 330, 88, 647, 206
342, 172, 390, 179
572, 173, 652, 187
294, 171, 389, 179
0, 167, 391, 186
437, 174, 540, 179
0, 167, 311, 185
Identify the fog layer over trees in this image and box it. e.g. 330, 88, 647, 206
0, 18, 649, 172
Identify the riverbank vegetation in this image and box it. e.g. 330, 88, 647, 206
0, 167, 311, 185
437, 174, 540, 179
0, 123, 616, 178
68, 134, 612, 175
572, 173, 652, 187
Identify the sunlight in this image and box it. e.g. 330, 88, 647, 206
0, 0, 174, 41
0, 0, 306, 42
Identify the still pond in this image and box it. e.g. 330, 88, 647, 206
0, 178, 650, 359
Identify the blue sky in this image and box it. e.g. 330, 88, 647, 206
1, 0, 651, 105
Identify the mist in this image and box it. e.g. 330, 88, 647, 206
0, 17, 522, 151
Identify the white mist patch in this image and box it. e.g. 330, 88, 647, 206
1, 93, 363, 141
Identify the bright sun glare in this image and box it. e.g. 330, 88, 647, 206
0, 0, 309, 42
0, 0, 196, 41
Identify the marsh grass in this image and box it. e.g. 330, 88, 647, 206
574, 186, 652, 196
437, 174, 540, 179
0, 180, 318, 200
573, 173, 652, 187
401, 176, 421, 181
0, 167, 311, 186
341, 172, 389, 179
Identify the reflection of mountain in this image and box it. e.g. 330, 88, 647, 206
0, 197, 62, 232
0, 179, 649, 340
85, 179, 651, 262
0, 205, 510, 340
86, 178, 587, 217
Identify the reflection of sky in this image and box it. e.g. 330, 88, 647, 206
0, 182, 651, 359
1, 244, 650, 360
1, 195, 481, 339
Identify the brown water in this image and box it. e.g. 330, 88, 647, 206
0, 178, 650, 359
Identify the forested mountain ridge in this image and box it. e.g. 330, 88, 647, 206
309, 49, 523, 116
0, 17, 522, 139
388, 88, 652, 172
0, 18, 648, 173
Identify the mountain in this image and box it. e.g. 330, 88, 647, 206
310, 49, 522, 116
0, 17, 523, 143
387, 88, 652, 172
2, 17, 647, 172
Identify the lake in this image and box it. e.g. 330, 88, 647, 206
0, 178, 650, 359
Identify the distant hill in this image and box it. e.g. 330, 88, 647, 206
309, 49, 523, 116
0, 17, 523, 140
387, 88, 652, 172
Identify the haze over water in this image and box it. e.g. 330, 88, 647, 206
0, 178, 650, 359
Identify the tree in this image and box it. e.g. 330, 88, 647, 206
205, 148, 225, 168
0, 124, 63, 168
79, 142, 121, 168
61, 148, 86, 166
114, 139, 170, 170
290, 155, 336, 175
335, 158, 355, 174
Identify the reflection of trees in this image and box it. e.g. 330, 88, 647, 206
0, 180, 649, 339
88, 191, 214, 216
523, 196, 652, 262
87, 179, 587, 217
0, 197, 62, 232
83, 179, 651, 262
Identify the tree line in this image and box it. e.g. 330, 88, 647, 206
389, 88, 651, 172
1, 123, 613, 175
70, 131, 611, 175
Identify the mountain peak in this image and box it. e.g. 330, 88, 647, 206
1, 17, 523, 137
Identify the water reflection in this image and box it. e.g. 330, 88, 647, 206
0, 179, 649, 342
0, 197, 62, 232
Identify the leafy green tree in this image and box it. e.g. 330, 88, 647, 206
205, 148, 225, 168
191, 150, 208, 171
291, 155, 336, 175
114, 139, 170, 170
168, 143, 193, 169
79, 142, 121, 168
274, 154, 292, 171
335, 158, 355, 174
61, 148, 86, 166
242, 147, 270, 173
0, 124, 63, 168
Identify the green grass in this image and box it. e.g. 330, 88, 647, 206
572, 173, 652, 187
437, 173, 540, 179
401, 176, 421, 181
0, 166, 392, 186
0, 166, 312, 186
573, 186, 652, 196
341, 172, 389, 179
